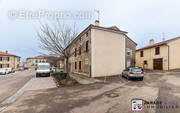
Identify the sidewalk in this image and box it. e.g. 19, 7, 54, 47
69, 73, 103, 84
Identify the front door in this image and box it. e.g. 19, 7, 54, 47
153, 58, 163, 70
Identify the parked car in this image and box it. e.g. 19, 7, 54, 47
19, 67, 24, 71
122, 67, 144, 80
51, 67, 56, 73
6, 68, 14, 73
56, 68, 64, 72
0, 68, 8, 75
36, 63, 51, 77
11, 68, 15, 73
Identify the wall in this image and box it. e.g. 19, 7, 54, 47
0, 56, 20, 70
136, 45, 168, 70
168, 38, 180, 70
91, 28, 126, 77
64, 29, 91, 77
126, 36, 136, 67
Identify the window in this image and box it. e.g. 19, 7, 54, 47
155, 47, 160, 55
75, 62, 77, 69
74, 48, 77, 57
127, 51, 131, 56
2, 64, 9, 68
79, 61, 81, 70
86, 41, 89, 52
140, 51, 144, 57
79, 46, 81, 55
0, 64, 2, 68
144, 60, 147, 65
0, 57, 2, 61
86, 32, 88, 37
2, 57, 9, 61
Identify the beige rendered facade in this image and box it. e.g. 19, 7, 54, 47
0, 51, 20, 70
64, 21, 135, 77
136, 37, 180, 70
26, 56, 49, 69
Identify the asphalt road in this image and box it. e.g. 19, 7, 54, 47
1, 71, 180, 113
0, 70, 35, 104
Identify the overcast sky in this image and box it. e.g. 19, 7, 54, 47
0, 0, 180, 61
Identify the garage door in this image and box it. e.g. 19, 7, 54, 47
153, 58, 163, 70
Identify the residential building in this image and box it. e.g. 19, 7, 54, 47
64, 20, 136, 77
57, 57, 65, 69
136, 37, 180, 70
26, 56, 50, 69
26, 55, 60, 69
125, 35, 137, 67
0, 51, 20, 70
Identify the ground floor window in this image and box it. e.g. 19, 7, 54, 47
79, 61, 81, 70
2, 64, 9, 68
75, 62, 77, 69
144, 60, 148, 65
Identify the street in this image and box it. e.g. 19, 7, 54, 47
0, 70, 34, 104
0, 70, 180, 113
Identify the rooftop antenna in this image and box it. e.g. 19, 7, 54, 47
162, 32, 165, 41
94, 9, 100, 21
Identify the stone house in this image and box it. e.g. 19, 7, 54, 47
136, 37, 180, 70
0, 51, 20, 70
125, 35, 137, 67
64, 21, 136, 77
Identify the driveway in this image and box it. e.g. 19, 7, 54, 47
1, 71, 180, 113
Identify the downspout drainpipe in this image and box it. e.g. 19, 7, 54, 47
165, 43, 170, 71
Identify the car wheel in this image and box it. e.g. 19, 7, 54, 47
140, 77, 143, 81
127, 75, 130, 80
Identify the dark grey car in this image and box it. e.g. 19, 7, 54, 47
122, 67, 144, 80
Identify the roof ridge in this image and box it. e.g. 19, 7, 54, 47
137, 36, 180, 51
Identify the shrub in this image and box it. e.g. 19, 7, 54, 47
53, 72, 68, 81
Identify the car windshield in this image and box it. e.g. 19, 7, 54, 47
37, 65, 50, 70
131, 68, 142, 72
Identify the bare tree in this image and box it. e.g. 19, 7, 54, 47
37, 21, 78, 72
37, 21, 78, 57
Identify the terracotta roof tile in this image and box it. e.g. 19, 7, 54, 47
137, 36, 180, 51
0, 51, 20, 57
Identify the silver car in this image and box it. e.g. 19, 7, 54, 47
122, 67, 144, 80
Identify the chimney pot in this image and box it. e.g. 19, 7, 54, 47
149, 39, 154, 45
95, 20, 99, 26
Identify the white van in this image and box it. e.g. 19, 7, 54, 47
36, 63, 51, 77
